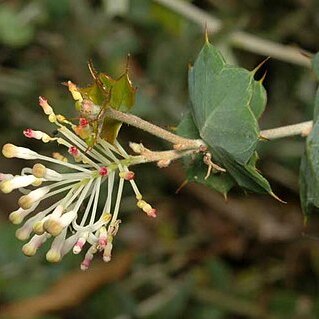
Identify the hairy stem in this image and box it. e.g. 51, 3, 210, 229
104, 107, 203, 149
106, 108, 312, 147
261, 121, 313, 140
154, 0, 311, 67
129, 149, 195, 166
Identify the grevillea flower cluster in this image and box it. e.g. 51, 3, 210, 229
0, 84, 156, 270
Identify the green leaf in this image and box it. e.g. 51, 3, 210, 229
313, 88, 319, 121
312, 52, 319, 80
177, 113, 235, 196
300, 55, 319, 219
189, 41, 259, 164
100, 73, 136, 143
183, 40, 278, 198
79, 66, 136, 143
212, 146, 274, 195
177, 113, 274, 197
187, 154, 235, 196
249, 79, 267, 120
0, 6, 34, 47
299, 120, 319, 219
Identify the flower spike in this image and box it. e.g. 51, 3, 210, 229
1, 91, 155, 270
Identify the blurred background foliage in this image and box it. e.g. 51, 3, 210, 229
1, 0, 319, 318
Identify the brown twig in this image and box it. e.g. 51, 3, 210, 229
0, 252, 134, 319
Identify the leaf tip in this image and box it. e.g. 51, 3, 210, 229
259, 70, 268, 84
125, 53, 131, 74
176, 179, 188, 194
204, 23, 210, 44
251, 57, 270, 76
270, 192, 287, 204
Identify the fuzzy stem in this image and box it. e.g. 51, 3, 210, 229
130, 149, 195, 166
261, 121, 313, 140
105, 107, 312, 147
104, 107, 203, 149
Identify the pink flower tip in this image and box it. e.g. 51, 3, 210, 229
80, 259, 91, 271
23, 128, 34, 138
98, 239, 107, 249
39, 96, 47, 106
147, 208, 157, 218
99, 166, 108, 176
79, 118, 89, 127
68, 146, 79, 157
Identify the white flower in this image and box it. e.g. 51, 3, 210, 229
1, 94, 156, 270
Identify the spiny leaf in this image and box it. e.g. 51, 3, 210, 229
211, 146, 274, 196
79, 64, 136, 143
100, 72, 136, 143
189, 41, 259, 164
177, 112, 235, 196
177, 113, 274, 198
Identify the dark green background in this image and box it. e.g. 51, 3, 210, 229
1, 0, 319, 318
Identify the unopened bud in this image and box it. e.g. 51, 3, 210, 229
79, 117, 89, 127
103, 241, 113, 263
129, 142, 144, 154
9, 208, 32, 225
22, 234, 48, 257
2, 144, 38, 160
33, 220, 45, 235
98, 227, 107, 250
73, 233, 88, 254
0, 175, 37, 193
99, 166, 108, 176
18, 187, 50, 210
43, 219, 63, 237
39, 96, 54, 115
32, 163, 62, 181
46, 249, 62, 263
119, 171, 135, 180
80, 246, 97, 271
23, 129, 53, 143
137, 200, 157, 218
52, 152, 68, 162
67, 81, 83, 102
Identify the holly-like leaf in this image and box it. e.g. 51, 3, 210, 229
189, 41, 259, 164
79, 64, 136, 143
211, 146, 273, 195
100, 73, 136, 143
177, 113, 274, 198
178, 40, 277, 199
177, 112, 235, 196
